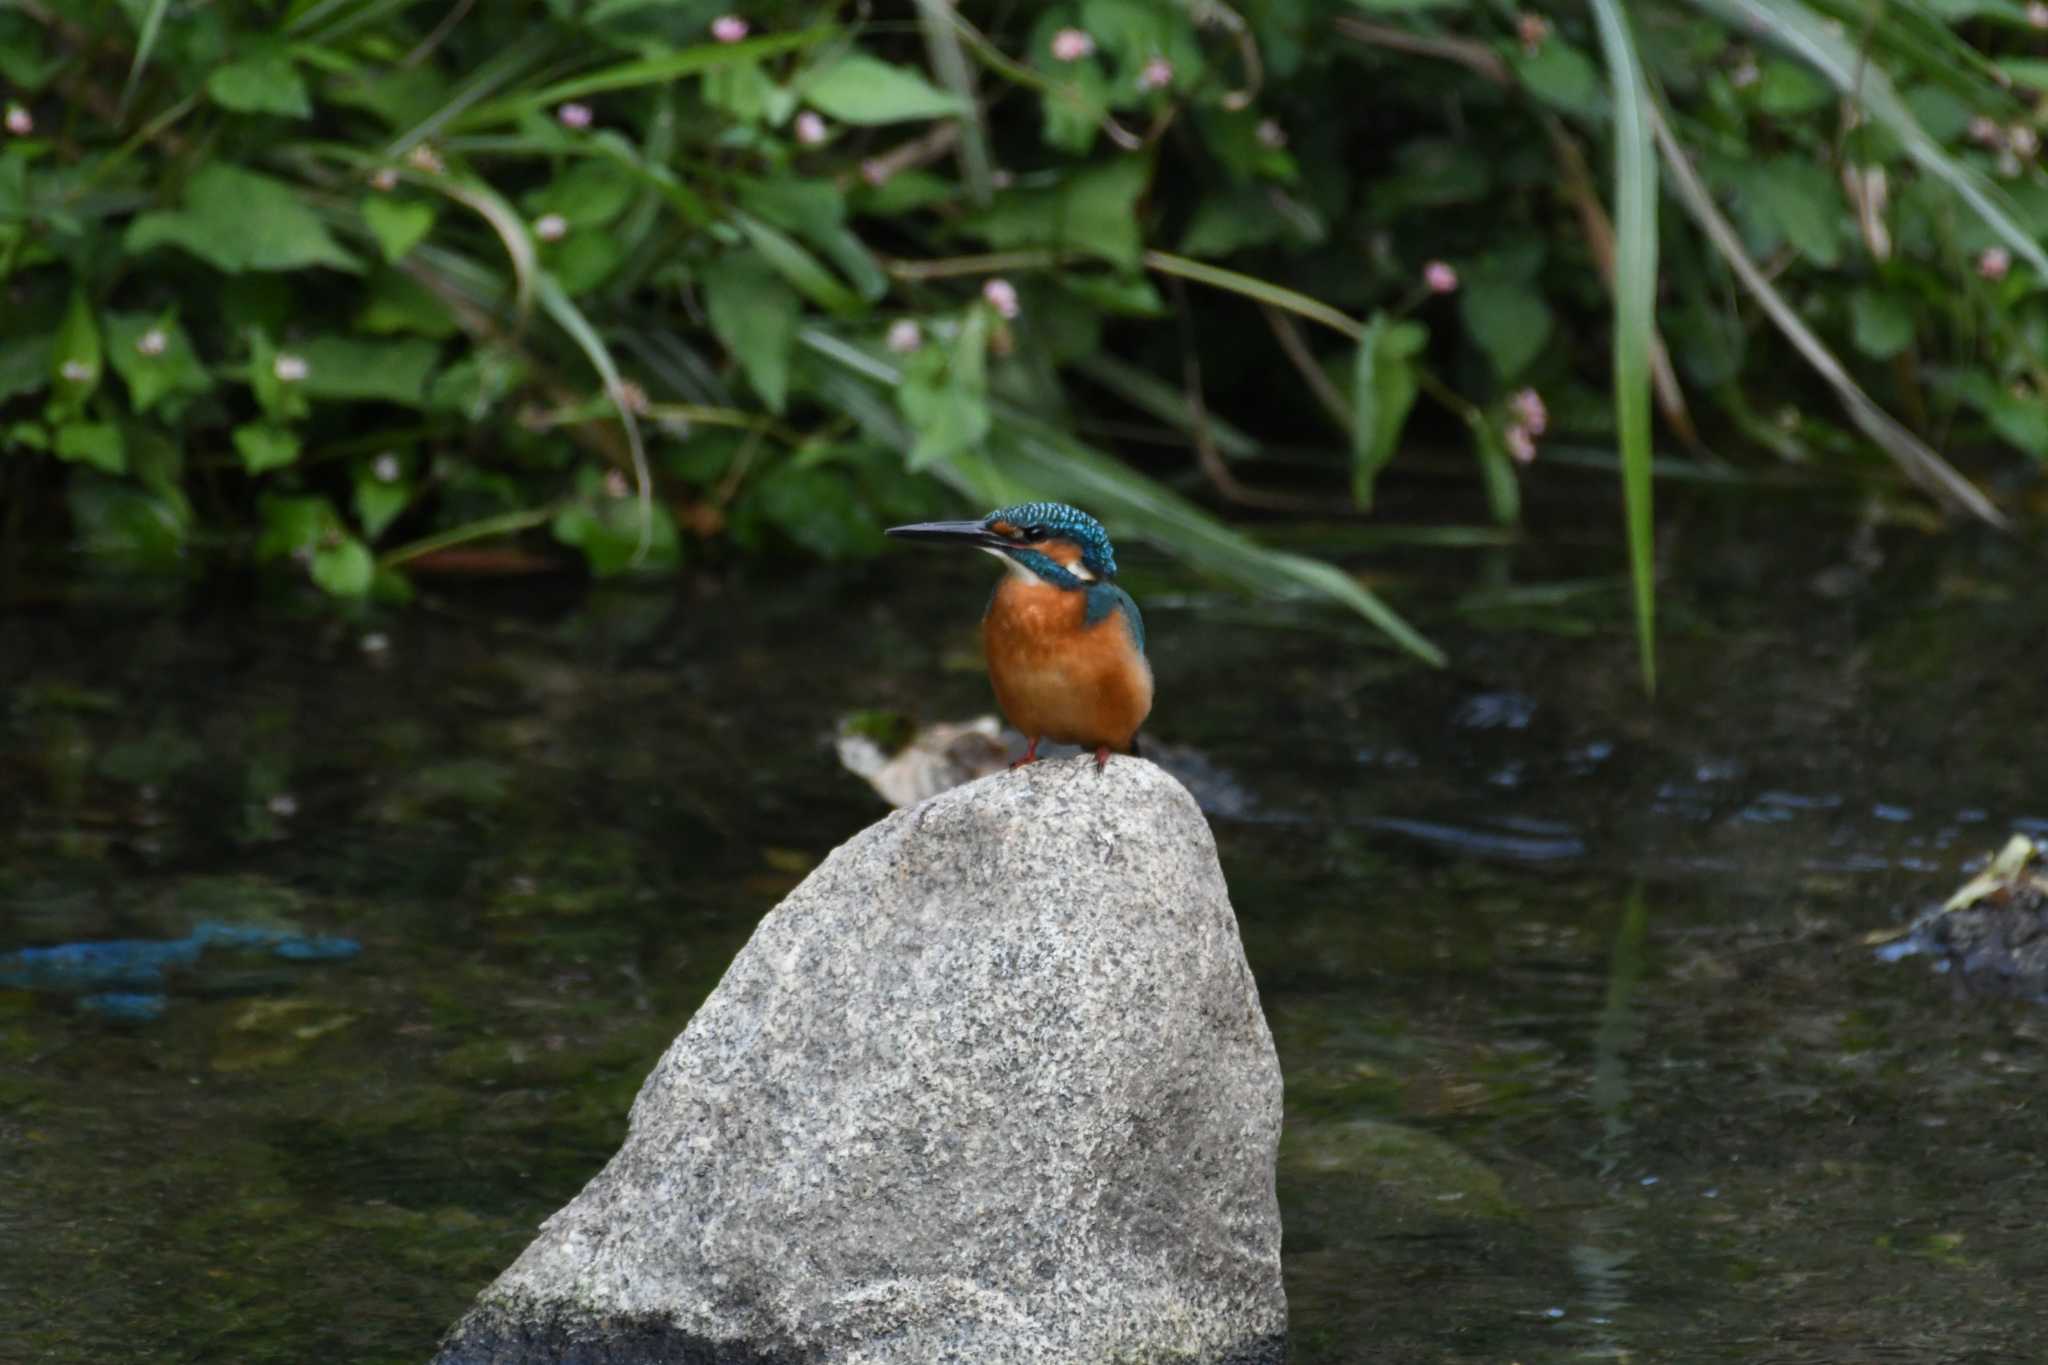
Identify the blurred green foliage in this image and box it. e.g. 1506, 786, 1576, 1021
1, 1, 2044, 654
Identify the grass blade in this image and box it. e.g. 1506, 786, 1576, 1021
798, 327, 1446, 665
117, 0, 175, 119
1588, 0, 1660, 693
914, 0, 993, 207
1692, 0, 2048, 275
451, 31, 829, 131
1648, 101, 2007, 527
536, 273, 653, 558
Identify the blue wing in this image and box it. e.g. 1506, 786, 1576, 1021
1083, 583, 1145, 655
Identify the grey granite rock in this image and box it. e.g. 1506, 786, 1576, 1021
434, 756, 1285, 1365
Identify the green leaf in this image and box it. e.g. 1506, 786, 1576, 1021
526, 161, 640, 228
733, 213, 862, 316
798, 53, 966, 125
550, 467, 680, 576
47, 289, 101, 421
1511, 40, 1604, 119
126, 164, 358, 274
963, 156, 1152, 270
545, 228, 627, 294
454, 30, 828, 129
1698, 0, 2046, 277
354, 467, 411, 540
361, 196, 436, 263
207, 51, 313, 118
105, 312, 212, 413
256, 494, 338, 560
247, 329, 311, 422
1999, 60, 2048, 94
1458, 278, 1552, 381
1849, 289, 1914, 360
297, 336, 441, 404
1350, 313, 1426, 509
54, 421, 125, 474
234, 422, 300, 474
900, 308, 991, 470
749, 465, 886, 559
704, 250, 800, 413
1179, 187, 1300, 258
1590, 0, 1659, 691
1752, 58, 1830, 115
67, 474, 188, 568
1749, 155, 1842, 267
310, 538, 375, 596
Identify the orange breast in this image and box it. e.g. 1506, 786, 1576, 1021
982, 578, 1153, 750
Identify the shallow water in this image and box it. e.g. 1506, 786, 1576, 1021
5, 503, 2047, 1363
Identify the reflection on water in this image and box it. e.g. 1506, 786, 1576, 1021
4, 512, 2048, 1363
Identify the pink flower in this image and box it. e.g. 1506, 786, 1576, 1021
1729, 56, 1759, 90
794, 111, 828, 146
273, 353, 309, 383
534, 213, 569, 242
60, 359, 94, 384
1137, 56, 1174, 92
1977, 246, 2012, 281
373, 453, 402, 483
1423, 261, 1459, 294
1968, 115, 2003, 147
886, 319, 923, 353
556, 102, 593, 129
1509, 388, 1548, 437
603, 469, 631, 499
1255, 119, 1286, 149
369, 167, 400, 191
982, 278, 1020, 319
2009, 124, 2039, 159
135, 328, 168, 357
616, 380, 650, 415
1504, 424, 1538, 464
1050, 28, 1095, 62
710, 15, 748, 43
1517, 13, 1551, 56
2029, 1, 2048, 28
860, 158, 892, 187
3, 104, 30, 136
406, 144, 444, 174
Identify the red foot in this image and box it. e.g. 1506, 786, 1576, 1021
1009, 736, 1041, 770
1094, 744, 1111, 771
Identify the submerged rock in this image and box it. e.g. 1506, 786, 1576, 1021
1877, 834, 2048, 997
434, 757, 1286, 1365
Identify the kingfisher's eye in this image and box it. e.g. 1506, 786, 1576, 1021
1024, 524, 1048, 542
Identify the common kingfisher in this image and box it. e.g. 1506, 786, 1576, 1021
885, 502, 1152, 771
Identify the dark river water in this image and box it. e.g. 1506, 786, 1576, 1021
4, 497, 2046, 1363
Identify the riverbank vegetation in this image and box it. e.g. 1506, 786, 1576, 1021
3, 1, 2044, 675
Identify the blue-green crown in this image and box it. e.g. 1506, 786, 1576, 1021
986, 501, 1117, 579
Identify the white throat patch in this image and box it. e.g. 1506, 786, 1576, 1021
984, 546, 1047, 585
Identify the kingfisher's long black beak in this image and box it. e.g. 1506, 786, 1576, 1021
884, 520, 1005, 550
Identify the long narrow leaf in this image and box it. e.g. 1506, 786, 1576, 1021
1693, 0, 2048, 275
1589, 0, 1660, 694
915, 0, 993, 206
1648, 102, 2006, 526
797, 327, 1446, 665
452, 31, 829, 131
423, 174, 538, 322
537, 273, 654, 558
118, 0, 175, 119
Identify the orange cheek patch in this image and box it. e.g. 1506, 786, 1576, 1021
988, 520, 1018, 539
1044, 541, 1084, 568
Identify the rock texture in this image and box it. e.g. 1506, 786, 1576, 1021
434, 756, 1285, 1365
